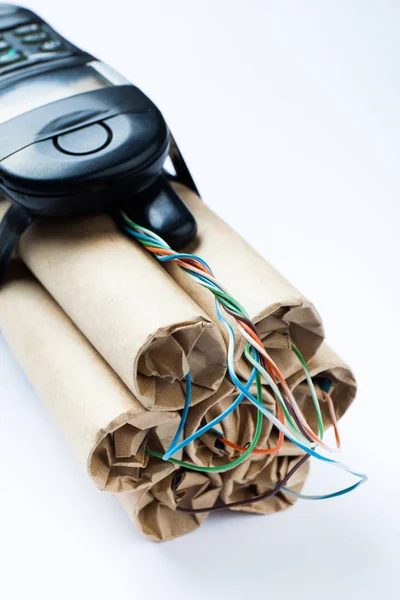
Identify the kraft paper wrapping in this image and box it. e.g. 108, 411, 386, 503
287, 342, 357, 436
0, 200, 357, 539
184, 379, 277, 467
12, 210, 227, 411
168, 182, 324, 377
119, 470, 222, 541
0, 265, 180, 494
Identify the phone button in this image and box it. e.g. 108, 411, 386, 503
39, 40, 63, 52
14, 23, 40, 35
55, 123, 112, 155
0, 40, 10, 52
0, 50, 24, 65
22, 31, 48, 44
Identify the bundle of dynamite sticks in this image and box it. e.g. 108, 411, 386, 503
0, 183, 356, 541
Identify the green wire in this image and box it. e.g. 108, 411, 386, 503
291, 344, 324, 440
185, 274, 244, 314
245, 342, 325, 442
211, 288, 249, 317
213, 291, 245, 314
127, 216, 248, 319
243, 342, 298, 433
138, 239, 163, 249
145, 371, 264, 473
123, 217, 170, 249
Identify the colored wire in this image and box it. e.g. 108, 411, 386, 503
211, 376, 329, 456
162, 366, 257, 461
123, 217, 319, 456
212, 320, 367, 499
211, 407, 285, 455
221, 314, 365, 479
120, 212, 367, 501
165, 265, 367, 493
175, 455, 310, 513
238, 321, 336, 451
162, 299, 366, 497
292, 344, 325, 441
323, 390, 341, 448
147, 372, 265, 473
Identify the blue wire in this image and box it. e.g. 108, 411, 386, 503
124, 227, 220, 296
123, 227, 163, 246
124, 229, 216, 280
163, 367, 257, 461
182, 269, 222, 291
123, 225, 214, 273
163, 296, 257, 461
283, 480, 364, 500
166, 373, 192, 455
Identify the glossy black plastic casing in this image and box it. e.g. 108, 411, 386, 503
0, 85, 170, 216
0, 4, 197, 250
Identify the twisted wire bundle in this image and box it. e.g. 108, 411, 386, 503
121, 212, 367, 511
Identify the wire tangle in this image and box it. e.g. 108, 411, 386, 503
120, 212, 367, 511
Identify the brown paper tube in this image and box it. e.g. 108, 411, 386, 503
11, 210, 227, 410
287, 342, 357, 434
220, 453, 310, 515
166, 182, 324, 377
0, 264, 182, 493
118, 469, 222, 541
183, 379, 277, 467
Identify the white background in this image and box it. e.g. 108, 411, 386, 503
1, 1, 399, 598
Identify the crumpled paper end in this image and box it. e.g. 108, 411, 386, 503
220, 454, 310, 515
135, 318, 227, 411
89, 412, 183, 493
184, 380, 276, 468
118, 469, 222, 541
236, 299, 325, 381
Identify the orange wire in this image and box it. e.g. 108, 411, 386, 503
175, 259, 210, 274
145, 246, 173, 256
216, 402, 285, 455
145, 245, 213, 276
215, 339, 285, 455
323, 391, 341, 448
239, 320, 327, 446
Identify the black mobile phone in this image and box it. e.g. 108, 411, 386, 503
0, 3, 198, 279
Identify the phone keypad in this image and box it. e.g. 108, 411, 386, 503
0, 21, 70, 74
